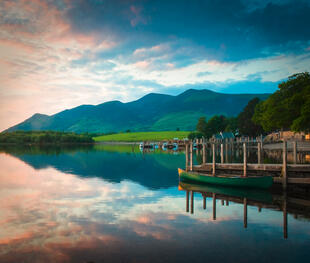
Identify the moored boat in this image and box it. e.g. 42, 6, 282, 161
178, 168, 273, 189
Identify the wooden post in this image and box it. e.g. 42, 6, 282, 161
190, 191, 194, 214
225, 142, 228, 163
244, 198, 247, 228
186, 190, 189, 212
203, 195, 206, 210
283, 193, 288, 239
190, 141, 193, 171
282, 140, 287, 190
221, 199, 224, 206
293, 141, 297, 164
243, 142, 247, 177
212, 193, 216, 220
212, 143, 216, 176
221, 143, 224, 163
185, 143, 189, 171
257, 142, 261, 164
202, 142, 206, 164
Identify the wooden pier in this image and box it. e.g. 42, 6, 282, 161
185, 140, 310, 189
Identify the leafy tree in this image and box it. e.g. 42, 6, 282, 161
188, 132, 203, 140
238, 97, 264, 136
253, 72, 310, 132
204, 115, 227, 138
196, 117, 207, 135
225, 117, 238, 133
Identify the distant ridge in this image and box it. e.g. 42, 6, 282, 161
5, 89, 270, 133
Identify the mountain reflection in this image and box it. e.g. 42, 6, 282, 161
0, 144, 184, 189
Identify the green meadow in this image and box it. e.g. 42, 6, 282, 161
93, 131, 190, 142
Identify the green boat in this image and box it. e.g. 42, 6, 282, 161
178, 168, 273, 189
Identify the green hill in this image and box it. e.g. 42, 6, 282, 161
5, 89, 270, 133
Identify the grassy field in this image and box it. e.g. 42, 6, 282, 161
93, 131, 191, 142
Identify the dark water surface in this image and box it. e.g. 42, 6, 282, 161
0, 144, 309, 263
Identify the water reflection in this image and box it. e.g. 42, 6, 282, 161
0, 145, 310, 263
179, 181, 293, 238
0, 144, 184, 189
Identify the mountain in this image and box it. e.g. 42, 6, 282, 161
6, 89, 270, 133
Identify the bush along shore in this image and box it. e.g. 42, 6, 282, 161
0, 131, 94, 144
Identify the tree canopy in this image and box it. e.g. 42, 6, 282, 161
253, 72, 310, 132
238, 97, 264, 136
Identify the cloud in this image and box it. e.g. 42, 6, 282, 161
0, 0, 309, 130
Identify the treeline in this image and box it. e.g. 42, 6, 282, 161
190, 72, 310, 139
0, 131, 94, 144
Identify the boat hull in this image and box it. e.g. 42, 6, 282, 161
178, 168, 273, 189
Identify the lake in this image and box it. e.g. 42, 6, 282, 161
0, 144, 309, 263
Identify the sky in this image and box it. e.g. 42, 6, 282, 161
0, 0, 309, 131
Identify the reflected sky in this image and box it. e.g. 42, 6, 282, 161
0, 146, 310, 263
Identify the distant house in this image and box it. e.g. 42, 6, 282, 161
212, 132, 235, 140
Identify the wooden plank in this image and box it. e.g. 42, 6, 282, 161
202, 142, 206, 164
243, 142, 247, 177
258, 142, 261, 164
212, 144, 216, 176
190, 142, 193, 171
185, 143, 189, 171
221, 144, 224, 164
283, 141, 287, 190
293, 141, 297, 164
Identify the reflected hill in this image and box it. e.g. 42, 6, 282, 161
0, 144, 184, 189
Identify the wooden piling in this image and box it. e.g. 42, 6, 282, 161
186, 190, 189, 212
282, 140, 287, 190
185, 143, 189, 171
258, 142, 261, 164
243, 142, 247, 177
190, 141, 193, 171
283, 193, 288, 239
221, 143, 224, 163
190, 191, 194, 214
203, 196, 206, 210
225, 143, 228, 163
202, 142, 206, 164
212, 143, 216, 176
293, 141, 297, 164
212, 193, 216, 220
244, 198, 247, 228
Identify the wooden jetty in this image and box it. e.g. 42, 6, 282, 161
185, 140, 310, 190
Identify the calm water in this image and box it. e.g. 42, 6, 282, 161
0, 144, 310, 263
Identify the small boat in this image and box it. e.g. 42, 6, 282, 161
178, 168, 273, 189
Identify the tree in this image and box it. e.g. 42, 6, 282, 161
253, 72, 310, 132
196, 117, 207, 135
238, 97, 264, 136
225, 117, 238, 133
204, 115, 227, 138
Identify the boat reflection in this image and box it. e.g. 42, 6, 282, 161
179, 182, 310, 239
